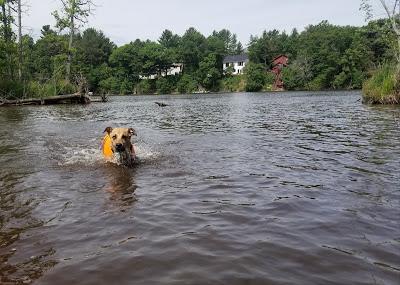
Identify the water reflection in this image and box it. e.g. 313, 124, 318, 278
0, 174, 57, 284
0, 92, 399, 285
103, 164, 138, 210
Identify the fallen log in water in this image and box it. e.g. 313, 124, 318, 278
0, 93, 91, 106
90, 97, 105, 103
90, 94, 109, 103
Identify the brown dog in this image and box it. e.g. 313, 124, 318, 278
103, 127, 137, 166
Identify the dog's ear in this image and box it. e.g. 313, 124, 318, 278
103, 127, 113, 134
128, 128, 137, 136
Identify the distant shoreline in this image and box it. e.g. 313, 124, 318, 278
103, 89, 363, 96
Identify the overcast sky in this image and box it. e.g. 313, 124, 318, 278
23, 0, 384, 46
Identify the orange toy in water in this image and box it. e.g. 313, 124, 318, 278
102, 134, 113, 159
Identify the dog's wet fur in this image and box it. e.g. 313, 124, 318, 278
104, 127, 137, 167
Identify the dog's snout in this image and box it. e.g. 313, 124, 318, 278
115, 143, 124, 152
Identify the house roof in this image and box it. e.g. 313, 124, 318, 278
223, 54, 249, 63
272, 54, 288, 61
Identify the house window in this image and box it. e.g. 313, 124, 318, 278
225, 63, 230, 68
238, 62, 243, 66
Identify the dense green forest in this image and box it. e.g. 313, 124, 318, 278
0, 1, 397, 98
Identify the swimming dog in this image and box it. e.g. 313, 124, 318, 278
102, 127, 137, 166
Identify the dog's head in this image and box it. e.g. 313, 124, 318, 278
104, 127, 136, 154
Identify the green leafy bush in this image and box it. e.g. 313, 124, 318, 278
282, 61, 310, 90
221, 75, 245, 92
119, 79, 133, 95
197, 54, 221, 91
245, 63, 266, 92
177, 74, 198, 94
137, 79, 156, 94
0, 80, 25, 99
156, 76, 179, 94
263, 72, 275, 90
98, 76, 121, 94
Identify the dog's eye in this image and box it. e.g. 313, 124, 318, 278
122, 135, 127, 139
112, 135, 117, 140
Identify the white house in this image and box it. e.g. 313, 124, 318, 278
165, 63, 183, 76
223, 54, 249, 75
139, 63, 183, 79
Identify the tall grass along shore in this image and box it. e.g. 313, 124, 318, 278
362, 65, 400, 104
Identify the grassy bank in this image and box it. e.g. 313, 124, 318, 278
362, 65, 400, 104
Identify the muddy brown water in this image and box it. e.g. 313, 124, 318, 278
0, 91, 399, 285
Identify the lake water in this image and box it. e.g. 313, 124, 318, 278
0, 91, 399, 284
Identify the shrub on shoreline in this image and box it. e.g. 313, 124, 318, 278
156, 76, 179, 94
136, 79, 156, 95
177, 74, 198, 94
362, 65, 399, 104
0, 79, 77, 99
221, 75, 245, 92
245, 63, 266, 92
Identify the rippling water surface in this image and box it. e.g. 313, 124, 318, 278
0, 91, 399, 284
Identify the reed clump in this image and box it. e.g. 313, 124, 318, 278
362, 65, 400, 104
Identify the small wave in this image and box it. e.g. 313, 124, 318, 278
59, 147, 104, 166
59, 143, 160, 166
135, 144, 161, 161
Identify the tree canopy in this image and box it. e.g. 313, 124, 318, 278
0, 2, 397, 97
